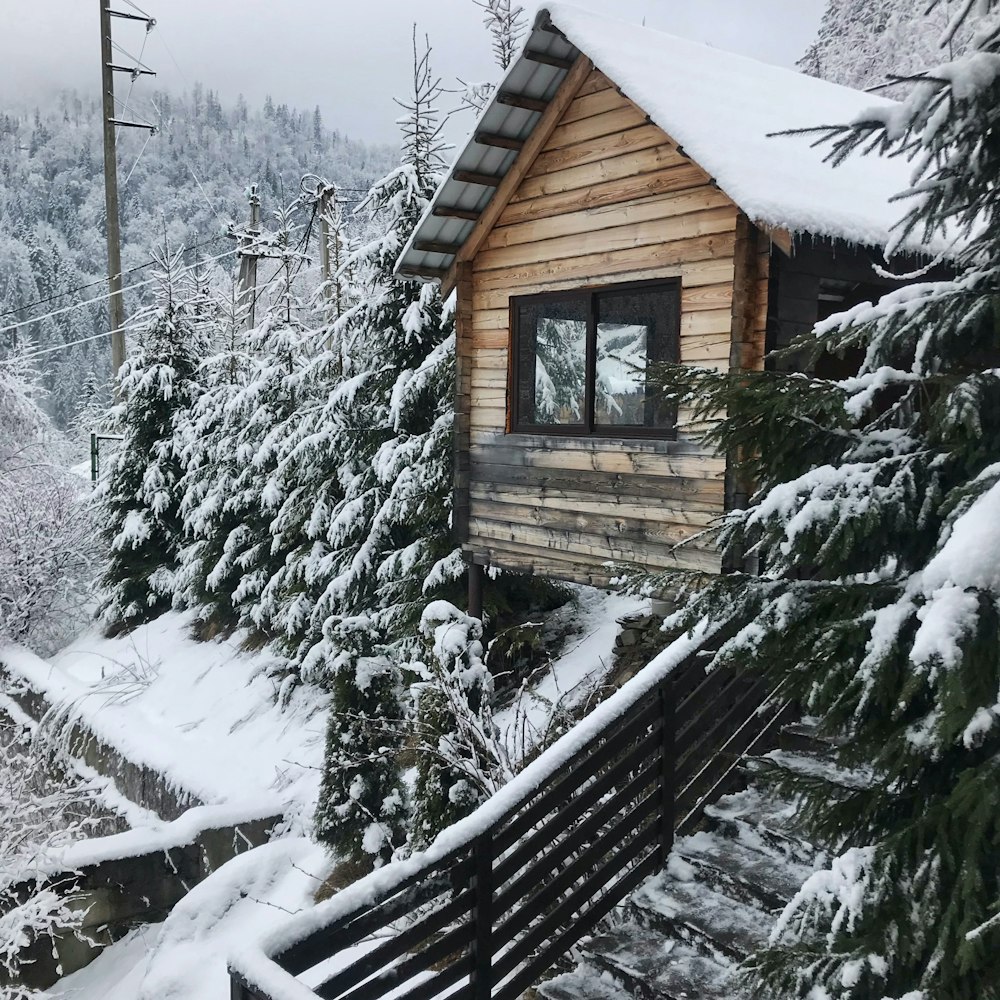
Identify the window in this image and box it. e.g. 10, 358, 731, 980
511, 278, 680, 437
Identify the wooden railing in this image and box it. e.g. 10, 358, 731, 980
230, 623, 793, 1000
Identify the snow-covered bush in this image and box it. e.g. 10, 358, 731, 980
0, 356, 95, 654
0, 466, 95, 655
0, 715, 96, 997
411, 602, 498, 845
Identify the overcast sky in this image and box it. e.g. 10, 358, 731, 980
2, 0, 827, 146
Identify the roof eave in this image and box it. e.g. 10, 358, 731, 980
394, 7, 574, 286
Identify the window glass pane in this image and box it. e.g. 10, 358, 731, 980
594, 286, 677, 428
517, 298, 588, 426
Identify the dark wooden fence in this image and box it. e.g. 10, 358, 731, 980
231, 626, 793, 1000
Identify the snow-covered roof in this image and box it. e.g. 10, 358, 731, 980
397, 4, 934, 286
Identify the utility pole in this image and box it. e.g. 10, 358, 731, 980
235, 184, 262, 329
99, 0, 125, 375
307, 175, 350, 358
98, 2, 156, 376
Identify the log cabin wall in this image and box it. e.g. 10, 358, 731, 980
458, 66, 769, 587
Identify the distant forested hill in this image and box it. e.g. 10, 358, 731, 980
0, 86, 396, 426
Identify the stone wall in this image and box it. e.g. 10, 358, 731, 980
0, 661, 201, 820
8, 812, 280, 992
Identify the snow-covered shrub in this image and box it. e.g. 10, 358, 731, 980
410, 602, 498, 845
0, 356, 95, 655
0, 715, 96, 997
0, 466, 96, 655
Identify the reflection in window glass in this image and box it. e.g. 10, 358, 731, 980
595, 289, 676, 429
517, 298, 588, 425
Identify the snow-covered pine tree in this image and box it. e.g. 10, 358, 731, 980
475, 0, 527, 72
313, 616, 408, 865
72, 370, 111, 451
95, 255, 208, 631
174, 284, 253, 632
307, 32, 459, 655
180, 204, 316, 639
800, 0, 973, 91
644, 6, 1000, 997
458, 0, 527, 113
254, 184, 363, 674
310, 32, 458, 860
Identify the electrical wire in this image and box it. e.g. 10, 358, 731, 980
122, 0, 153, 18
111, 39, 155, 77
0, 245, 241, 338
121, 128, 154, 188
112, 92, 158, 131
115, 18, 153, 141
19, 325, 134, 362
0, 235, 230, 322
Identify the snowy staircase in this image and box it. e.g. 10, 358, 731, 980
537, 723, 849, 1000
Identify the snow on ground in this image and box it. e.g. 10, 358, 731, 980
0, 610, 328, 827
52, 838, 332, 1000
7, 588, 648, 1000
493, 585, 646, 749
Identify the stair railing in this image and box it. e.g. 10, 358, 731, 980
229, 617, 792, 1000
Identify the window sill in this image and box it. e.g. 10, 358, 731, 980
506, 427, 701, 454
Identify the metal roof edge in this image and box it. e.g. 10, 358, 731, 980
393, 7, 573, 285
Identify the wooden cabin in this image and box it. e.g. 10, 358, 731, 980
396, 3, 939, 604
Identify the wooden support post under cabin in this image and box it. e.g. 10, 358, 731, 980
454, 260, 474, 549
468, 561, 485, 621
724, 213, 769, 572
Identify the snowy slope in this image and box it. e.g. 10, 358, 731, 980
35, 589, 648, 1000
0, 611, 328, 824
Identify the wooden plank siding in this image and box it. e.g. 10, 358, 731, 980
458, 66, 769, 586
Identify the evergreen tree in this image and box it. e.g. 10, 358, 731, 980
174, 284, 253, 631
459, 0, 527, 112
310, 33, 458, 861
800, 0, 973, 92
474, 0, 527, 72
645, 6, 1000, 997
179, 205, 316, 638
95, 256, 208, 631
313, 616, 408, 865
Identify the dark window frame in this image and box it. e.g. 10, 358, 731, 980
508, 276, 682, 440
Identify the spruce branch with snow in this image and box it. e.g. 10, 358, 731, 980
455, 0, 527, 112
641, 5, 1000, 998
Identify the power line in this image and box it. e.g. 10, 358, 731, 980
19, 324, 134, 361
0, 244, 240, 339
0, 235, 229, 323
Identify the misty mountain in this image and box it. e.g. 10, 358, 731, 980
0, 85, 396, 426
